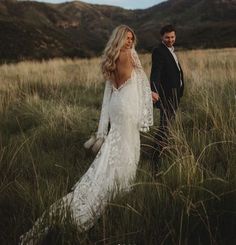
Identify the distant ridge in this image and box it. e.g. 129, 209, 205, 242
0, 0, 235, 61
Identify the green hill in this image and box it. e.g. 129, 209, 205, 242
0, 0, 235, 61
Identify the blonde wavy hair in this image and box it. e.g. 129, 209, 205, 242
101, 25, 136, 80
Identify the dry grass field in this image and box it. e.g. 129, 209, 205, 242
0, 48, 235, 244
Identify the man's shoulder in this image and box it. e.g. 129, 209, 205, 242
152, 44, 165, 55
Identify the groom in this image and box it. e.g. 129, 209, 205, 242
150, 24, 184, 163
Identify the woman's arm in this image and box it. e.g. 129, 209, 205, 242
96, 80, 112, 139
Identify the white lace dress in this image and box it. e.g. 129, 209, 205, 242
20, 49, 153, 244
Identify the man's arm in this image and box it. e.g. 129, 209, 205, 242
150, 48, 164, 103
150, 48, 163, 93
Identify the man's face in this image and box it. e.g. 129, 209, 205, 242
161, 31, 176, 47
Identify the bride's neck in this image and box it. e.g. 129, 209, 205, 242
120, 47, 131, 52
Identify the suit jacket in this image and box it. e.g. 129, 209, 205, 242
150, 43, 184, 108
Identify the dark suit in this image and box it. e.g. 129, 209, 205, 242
150, 43, 184, 158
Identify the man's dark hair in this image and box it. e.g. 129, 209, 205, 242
160, 25, 176, 36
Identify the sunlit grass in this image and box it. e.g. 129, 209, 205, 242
0, 48, 235, 244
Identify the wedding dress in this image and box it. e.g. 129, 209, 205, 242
20, 49, 153, 244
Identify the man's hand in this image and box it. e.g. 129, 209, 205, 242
152, 92, 159, 103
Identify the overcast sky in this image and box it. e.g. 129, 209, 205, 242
35, 0, 165, 9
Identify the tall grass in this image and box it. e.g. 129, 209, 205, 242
0, 49, 235, 244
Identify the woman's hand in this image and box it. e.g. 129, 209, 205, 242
152, 92, 159, 103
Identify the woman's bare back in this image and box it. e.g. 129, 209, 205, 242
112, 49, 134, 89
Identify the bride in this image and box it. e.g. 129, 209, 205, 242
20, 25, 153, 244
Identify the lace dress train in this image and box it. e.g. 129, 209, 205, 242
20, 49, 153, 244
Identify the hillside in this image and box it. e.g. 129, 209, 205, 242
0, 0, 235, 61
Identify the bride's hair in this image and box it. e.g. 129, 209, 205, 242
101, 25, 136, 80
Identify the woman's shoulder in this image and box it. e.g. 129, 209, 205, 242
118, 48, 132, 62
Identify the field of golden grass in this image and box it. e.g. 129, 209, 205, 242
0, 48, 235, 244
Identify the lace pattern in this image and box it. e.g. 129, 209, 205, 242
96, 80, 112, 139
19, 49, 153, 244
131, 48, 153, 132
